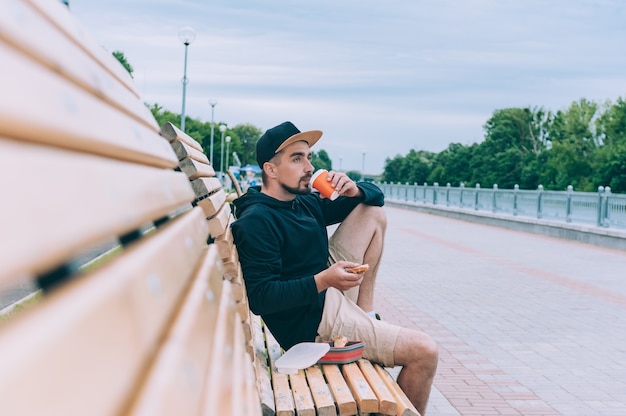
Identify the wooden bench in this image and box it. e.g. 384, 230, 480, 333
0, 2, 255, 414
0, 2, 419, 415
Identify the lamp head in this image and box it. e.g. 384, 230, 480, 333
178, 26, 196, 45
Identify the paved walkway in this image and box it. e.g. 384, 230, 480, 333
376, 206, 626, 416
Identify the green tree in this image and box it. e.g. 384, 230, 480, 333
402, 150, 433, 184
593, 97, 626, 192
312, 149, 332, 171
230, 124, 263, 166
381, 155, 405, 183
593, 142, 626, 192
112, 51, 134, 78
149, 104, 210, 155
541, 99, 598, 191
346, 170, 362, 181
148, 104, 258, 171
149, 104, 179, 126
378, 98, 626, 193
471, 108, 526, 188
428, 143, 474, 186
470, 107, 549, 188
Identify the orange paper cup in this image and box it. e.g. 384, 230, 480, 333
311, 169, 339, 200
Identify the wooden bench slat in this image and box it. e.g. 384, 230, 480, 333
230, 316, 263, 416
229, 264, 245, 300
230, 318, 247, 416
0, 138, 194, 287
171, 140, 211, 164
231, 274, 252, 343
0, 43, 178, 168
160, 122, 204, 152
180, 158, 216, 180
322, 364, 358, 416
250, 314, 276, 415
236, 296, 252, 328
0, 0, 158, 133
192, 177, 224, 199
215, 221, 235, 260
208, 202, 233, 238
127, 246, 223, 416
200, 280, 238, 414
243, 350, 265, 416
265, 326, 297, 416
341, 362, 379, 413
197, 189, 228, 220
374, 365, 420, 416
357, 359, 397, 415
290, 370, 316, 416
126, 208, 210, 346
304, 366, 337, 416
222, 248, 240, 281
0, 207, 209, 416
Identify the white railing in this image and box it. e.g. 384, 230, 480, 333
376, 182, 626, 230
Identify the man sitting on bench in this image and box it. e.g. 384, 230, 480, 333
231, 121, 438, 414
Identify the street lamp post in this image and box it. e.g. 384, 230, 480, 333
339, 156, 343, 172
219, 124, 227, 178
178, 26, 196, 133
209, 100, 217, 165
225, 136, 231, 173
362, 150, 367, 180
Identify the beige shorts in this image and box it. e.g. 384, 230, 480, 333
328, 233, 361, 303
316, 288, 400, 367
319, 236, 401, 367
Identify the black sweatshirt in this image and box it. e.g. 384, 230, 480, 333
231, 183, 384, 349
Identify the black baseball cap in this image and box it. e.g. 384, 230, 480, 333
256, 121, 322, 167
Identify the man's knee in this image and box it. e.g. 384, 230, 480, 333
395, 328, 439, 368
349, 204, 387, 228
418, 332, 439, 366
368, 205, 387, 229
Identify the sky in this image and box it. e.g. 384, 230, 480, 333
69, 0, 626, 174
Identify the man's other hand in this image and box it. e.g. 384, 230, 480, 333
314, 261, 364, 292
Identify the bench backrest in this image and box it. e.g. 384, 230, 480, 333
0, 2, 258, 414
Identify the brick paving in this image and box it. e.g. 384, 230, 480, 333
376, 206, 626, 416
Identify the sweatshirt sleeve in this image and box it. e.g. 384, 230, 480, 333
231, 214, 320, 316
357, 181, 385, 206
320, 181, 385, 225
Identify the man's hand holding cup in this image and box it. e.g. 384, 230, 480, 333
311, 169, 361, 199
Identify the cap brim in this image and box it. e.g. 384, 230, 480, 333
275, 130, 323, 154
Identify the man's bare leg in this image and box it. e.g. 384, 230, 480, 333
331, 205, 438, 413
329, 204, 386, 312
394, 328, 439, 415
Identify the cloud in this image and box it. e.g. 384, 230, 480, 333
70, 0, 626, 173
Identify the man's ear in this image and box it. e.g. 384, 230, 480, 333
264, 162, 278, 178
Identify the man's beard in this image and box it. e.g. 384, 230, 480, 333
280, 176, 312, 195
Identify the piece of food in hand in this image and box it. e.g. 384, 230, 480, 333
345, 264, 369, 274
333, 335, 348, 348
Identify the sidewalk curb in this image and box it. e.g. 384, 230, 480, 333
387, 200, 626, 250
